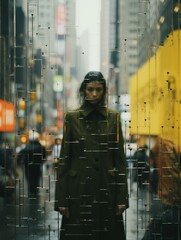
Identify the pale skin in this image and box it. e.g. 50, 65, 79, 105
58, 81, 126, 218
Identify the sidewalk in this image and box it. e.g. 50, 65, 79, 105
126, 181, 150, 240
0, 164, 150, 240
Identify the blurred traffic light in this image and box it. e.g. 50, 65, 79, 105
18, 98, 26, 129
19, 99, 26, 110
30, 91, 37, 102
36, 114, 42, 123
19, 117, 25, 129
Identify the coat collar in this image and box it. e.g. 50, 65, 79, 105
80, 101, 107, 117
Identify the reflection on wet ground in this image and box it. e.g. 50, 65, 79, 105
0, 163, 61, 240
126, 182, 150, 240
0, 163, 149, 240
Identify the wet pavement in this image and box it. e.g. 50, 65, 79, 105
0, 163, 150, 240
0, 163, 61, 240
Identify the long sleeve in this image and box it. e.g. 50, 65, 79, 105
114, 113, 129, 208
54, 113, 71, 210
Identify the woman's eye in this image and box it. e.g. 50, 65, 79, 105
87, 88, 102, 92
87, 88, 94, 92
96, 88, 102, 92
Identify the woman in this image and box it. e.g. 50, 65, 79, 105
55, 71, 129, 240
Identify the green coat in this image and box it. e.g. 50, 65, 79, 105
55, 102, 129, 240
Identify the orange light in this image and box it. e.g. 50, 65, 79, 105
20, 135, 27, 144
30, 92, 37, 102
36, 114, 42, 123
19, 117, 25, 128
19, 99, 26, 110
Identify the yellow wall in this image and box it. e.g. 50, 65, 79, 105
129, 30, 181, 145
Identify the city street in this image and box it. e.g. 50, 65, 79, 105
0, 162, 150, 240
0, 163, 61, 240
0, 0, 180, 239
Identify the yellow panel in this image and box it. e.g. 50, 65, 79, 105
129, 30, 181, 145
129, 48, 161, 135
159, 30, 181, 145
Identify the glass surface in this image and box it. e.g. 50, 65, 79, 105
0, 0, 180, 239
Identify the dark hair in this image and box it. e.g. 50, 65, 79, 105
79, 71, 107, 103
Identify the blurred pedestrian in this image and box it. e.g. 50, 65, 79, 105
142, 137, 181, 240
0, 140, 16, 199
51, 136, 62, 166
132, 144, 149, 189
149, 149, 159, 197
17, 130, 46, 196
54, 71, 129, 240
0, 141, 14, 177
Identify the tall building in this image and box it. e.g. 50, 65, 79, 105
100, 0, 110, 80
0, 0, 16, 139
119, 1, 140, 94
64, 0, 76, 77
63, 0, 79, 110
100, 0, 120, 103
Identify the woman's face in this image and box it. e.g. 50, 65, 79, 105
84, 81, 104, 105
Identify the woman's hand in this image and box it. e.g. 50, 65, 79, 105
116, 205, 126, 215
58, 207, 69, 218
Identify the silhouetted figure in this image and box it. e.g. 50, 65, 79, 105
18, 131, 46, 196
149, 149, 159, 197
142, 138, 181, 240
132, 145, 149, 189
0, 141, 15, 199
0, 141, 14, 175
